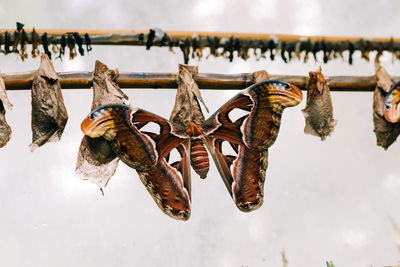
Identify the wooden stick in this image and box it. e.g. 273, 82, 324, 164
1, 71, 387, 91
1, 28, 400, 43
1, 28, 400, 51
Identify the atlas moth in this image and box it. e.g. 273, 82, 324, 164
81, 80, 303, 220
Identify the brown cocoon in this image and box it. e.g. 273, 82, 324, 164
170, 65, 209, 178
30, 54, 68, 151
76, 60, 128, 190
0, 76, 13, 148
373, 62, 400, 149
170, 65, 209, 126
252, 70, 269, 83
302, 68, 337, 140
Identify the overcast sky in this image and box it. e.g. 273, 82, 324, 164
1, 1, 400, 267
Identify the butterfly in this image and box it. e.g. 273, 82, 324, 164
81, 80, 303, 220
384, 81, 400, 123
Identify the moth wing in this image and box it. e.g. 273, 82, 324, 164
202, 134, 268, 212
200, 89, 267, 211
81, 104, 188, 170
201, 81, 301, 211
81, 104, 192, 220
137, 140, 192, 220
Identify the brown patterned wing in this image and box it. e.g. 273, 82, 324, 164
81, 104, 188, 170
201, 80, 302, 211
137, 141, 191, 220
202, 135, 268, 211
81, 104, 192, 220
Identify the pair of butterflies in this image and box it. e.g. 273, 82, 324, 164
81, 80, 303, 220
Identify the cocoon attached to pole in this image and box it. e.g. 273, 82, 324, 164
170, 65, 210, 179
373, 62, 400, 150
302, 67, 337, 140
0, 75, 13, 148
30, 54, 68, 151
75, 60, 128, 190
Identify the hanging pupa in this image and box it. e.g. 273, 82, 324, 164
302, 67, 337, 140
252, 70, 269, 83
30, 54, 68, 151
170, 65, 210, 178
0, 75, 13, 148
373, 61, 400, 149
76, 60, 128, 190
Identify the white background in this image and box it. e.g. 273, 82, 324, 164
1, 1, 400, 266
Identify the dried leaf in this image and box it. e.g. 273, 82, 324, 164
73, 33, 85, 56
56, 35, 66, 60
373, 61, 400, 149
31, 28, 40, 58
41, 32, 51, 59
12, 30, 21, 53
302, 67, 337, 140
51, 34, 59, 54
222, 36, 234, 62
76, 60, 128, 190
30, 54, 68, 151
0, 76, 12, 148
179, 38, 191, 64
84, 33, 92, 52
4, 31, 11, 54
206, 36, 220, 59
67, 33, 77, 60
238, 40, 250, 60
170, 64, 209, 178
193, 36, 204, 60
145, 29, 155, 50
19, 29, 28, 61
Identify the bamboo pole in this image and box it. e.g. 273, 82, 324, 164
1, 28, 400, 51
1, 71, 386, 91
2, 27, 400, 65
1, 28, 400, 43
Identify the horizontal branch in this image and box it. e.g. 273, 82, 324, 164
1, 71, 389, 92
1, 25, 400, 64
1, 28, 400, 43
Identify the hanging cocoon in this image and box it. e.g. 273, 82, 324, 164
170, 64, 209, 178
0, 75, 13, 148
75, 60, 128, 190
302, 68, 337, 140
372, 62, 400, 149
252, 70, 269, 83
30, 54, 68, 151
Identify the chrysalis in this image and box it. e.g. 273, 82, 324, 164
170, 65, 209, 178
252, 70, 269, 83
30, 54, 68, 151
0, 75, 12, 148
76, 60, 128, 190
373, 62, 400, 149
302, 67, 337, 140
